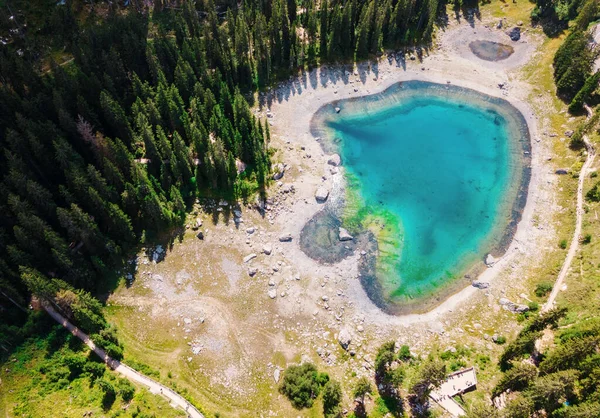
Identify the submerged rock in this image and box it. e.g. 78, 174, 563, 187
327, 154, 341, 166
338, 227, 353, 241
315, 186, 330, 203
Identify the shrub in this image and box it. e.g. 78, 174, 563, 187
494, 336, 507, 345
528, 302, 540, 312
559, 239, 568, 249
353, 377, 373, 403
582, 233, 592, 244
398, 344, 412, 361
322, 380, 342, 417
535, 282, 553, 297
117, 378, 136, 402
279, 363, 328, 409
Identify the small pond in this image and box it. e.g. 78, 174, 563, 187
469, 40, 514, 62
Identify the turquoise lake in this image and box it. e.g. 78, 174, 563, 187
308, 81, 530, 313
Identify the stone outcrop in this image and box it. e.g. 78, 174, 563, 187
338, 328, 352, 350
506, 27, 521, 41
279, 233, 292, 242
472, 280, 490, 289
327, 154, 341, 167
338, 227, 353, 241
315, 187, 330, 203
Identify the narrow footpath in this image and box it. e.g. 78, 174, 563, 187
43, 303, 205, 418
542, 126, 596, 312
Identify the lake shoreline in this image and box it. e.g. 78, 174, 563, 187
260, 20, 551, 326
301, 80, 532, 315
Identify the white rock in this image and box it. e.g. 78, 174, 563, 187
485, 254, 497, 267
327, 154, 341, 166
243, 253, 257, 263
279, 233, 292, 242
246, 227, 255, 234
248, 267, 258, 277
338, 328, 352, 350
268, 289, 277, 299
338, 227, 353, 241
315, 187, 330, 203
263, 244, 273, 255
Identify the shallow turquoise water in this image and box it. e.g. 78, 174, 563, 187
323, 87, 523, 302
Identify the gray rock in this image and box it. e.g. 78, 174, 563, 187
243, 253, 257, 263
555, 168, 569, 175
192, 218, 202, 230
496, 20, 503, 29
315, 187, 330, 203
472, 280, 490, 289
506, 27, 521, 41
246, 226, 255, 234
327, 154, 341, 167
565, 130, 574, 138
279, 233, 292, 242
248, 267, 258, 277
485, 254, 497, 267
272, 163, 285, 180
338, 328, 352, 350
273, 368, 281, 383
499, 297, 511, 306
268, 289, 277, 299
263, 244, 272, 255
338, 227, 353, 241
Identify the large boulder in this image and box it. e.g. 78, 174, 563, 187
338, 328, 352, 350
315, 186, 330, 203
485, 254, 497, 267
472, 280, 490, 289
506, 27, 521, 41
279, 233, 292, 242
338, 227, 353, 241
327, 154, 341, 167
263, 243, 273, 255
272, 163, 285, 180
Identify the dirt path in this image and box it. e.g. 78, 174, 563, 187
43, 303, 205, 418
542, 130, 595, 312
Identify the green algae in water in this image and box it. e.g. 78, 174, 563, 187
310, 81, 530, 313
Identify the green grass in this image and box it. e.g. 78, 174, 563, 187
0, 325, 186, 418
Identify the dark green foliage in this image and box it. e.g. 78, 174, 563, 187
493, 307, 600, 416
493, 361, 538, 396
410, 358, 446, 400
353, 376, 373, 403
322, 379, 342, 417
587, 181, 600, 201
569, 71, 600, 113
279, 363, 329, 409
374, 341, 405, 386
499, 331, 541, 370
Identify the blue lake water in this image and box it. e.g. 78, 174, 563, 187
309, 81, 530, 311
